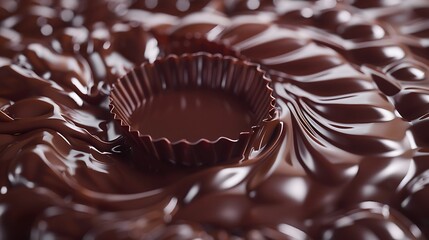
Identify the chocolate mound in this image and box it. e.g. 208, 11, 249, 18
0, 0, 429, 239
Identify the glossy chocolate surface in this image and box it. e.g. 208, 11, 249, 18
130, 89, 253, 142
0, 0, 429, 239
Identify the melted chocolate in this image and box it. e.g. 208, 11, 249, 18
0, 0, 429, 239
130, 89, 252, 142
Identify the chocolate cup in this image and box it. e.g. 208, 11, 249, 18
160, 34, 240, 58
110, 52, 276, 168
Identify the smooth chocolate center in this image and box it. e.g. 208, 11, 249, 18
129, 88, 253, 142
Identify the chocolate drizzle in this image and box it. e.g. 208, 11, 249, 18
0, 0, 429, 239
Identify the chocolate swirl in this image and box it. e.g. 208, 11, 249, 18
0, 0, 428, 239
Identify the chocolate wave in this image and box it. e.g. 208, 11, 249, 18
0, 0, 428, 239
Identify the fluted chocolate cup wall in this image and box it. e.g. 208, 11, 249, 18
161, 35, 240, 58
110, 52, 276, 168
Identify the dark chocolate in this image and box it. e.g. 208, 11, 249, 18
0, 0, 429, 239
130, 88, 252, 142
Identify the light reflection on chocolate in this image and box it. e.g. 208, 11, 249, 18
0, 0, 429, 239
130, 89, 253, 142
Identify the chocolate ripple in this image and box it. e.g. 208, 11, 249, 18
0, 1, 429, 239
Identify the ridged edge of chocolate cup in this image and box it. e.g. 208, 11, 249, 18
110, 52, 276, 168
160, 34, 241, 58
